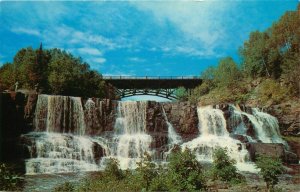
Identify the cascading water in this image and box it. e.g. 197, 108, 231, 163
104, 101, 153, 169
34, 95, 85, 135
182, 106, 255, 172
24, 132, 100, 174
22, 94, 289, 174
162, 106, 182, 145
24, 95, 107, 175
228, 105, 287, 145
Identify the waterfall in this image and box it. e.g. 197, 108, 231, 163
162, 106, 182, 145
34, 95, 86, 135
228, 105, 287, 145
26, 95, 106, 174
24, 95, 289, 174
106, 101, 153, 169
23, 132, 107, 175
182, 106, 256, 172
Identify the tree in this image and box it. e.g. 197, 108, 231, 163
240, 31, 272, 78
166, 147, 205, 191
13, 47, 37, 88
211, 147, 243, 183
136, 152, 158, 190
214, 57, 241, 88
0, 63, 14, 91
174, 87, 188, 101
255, 155, 284, 192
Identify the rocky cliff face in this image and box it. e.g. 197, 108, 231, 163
0, 91, 37, 162
163, 102, 199, 142
266, 101, 300, 136
1, 92, 299, 165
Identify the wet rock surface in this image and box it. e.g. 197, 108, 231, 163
162, 102, 199, 142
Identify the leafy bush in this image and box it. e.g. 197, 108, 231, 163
53, 182, 75, 192
165, 147, 205, 191
256, 79, 290, 105
211, 148, 244, 184
135, 152, 158, 190
174, 87, 188, 101
0, 163, 23, 191
104, 158, 123, 180
255, 155, 284, 192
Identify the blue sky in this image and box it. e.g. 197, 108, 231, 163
0, 1, 298, 78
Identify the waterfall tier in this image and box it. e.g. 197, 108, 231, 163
21, 95, 292, 174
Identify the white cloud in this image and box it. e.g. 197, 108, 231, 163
11, 27, 41, 36
78, 47, 102, 56
92, 58, 106, 64
132, 1, 235, 55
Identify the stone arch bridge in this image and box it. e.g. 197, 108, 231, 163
103, 76, 202, 100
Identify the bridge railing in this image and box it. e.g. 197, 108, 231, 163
102, 76, 200, 80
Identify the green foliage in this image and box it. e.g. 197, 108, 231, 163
53, 182, 75, 192
189, 5, 300, 105
104, 158, 123, 180
255, 155, 284, 191
256, 79, 290, 105
0, 46, 105, 97
0, 163, 23, 191
214, 57, 242, 88
211, 148, 243, 184
0, 63, 15, 91
174, 86, 188, 101
135, 152, 158, 190
165, 147, 205, 191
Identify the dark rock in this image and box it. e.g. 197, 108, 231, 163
93, 142, 105, 163
247, 142, 285, 161
231, 134, 249, 143
285, 151, 299, 164
84, 99, 118, 135
162, 102, 199, 142
146, 101, 168, 151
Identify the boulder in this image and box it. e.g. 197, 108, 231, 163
247, 143, 285, 161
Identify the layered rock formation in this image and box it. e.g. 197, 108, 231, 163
0, 91, 299, 172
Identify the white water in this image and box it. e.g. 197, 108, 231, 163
34, 95, 85, 135
104, 101, 153, 169
24, 132, 106, 175
162, 106, 182, 145
229, 105, 287, 145
182, 106, 257, 172
26, 95, 288, 174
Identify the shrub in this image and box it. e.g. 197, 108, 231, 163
255, 155, 284, 192
165, 147, 205, 191
211, 148, 243, 184
135, 152, 158, 190
256, 79, 290, 105
174, 87, 188, 101
0, 163, 23, 191
104, 158, 123, 180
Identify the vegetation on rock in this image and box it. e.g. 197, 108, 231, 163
255, 155, 284, 192
188, 5, 300, 107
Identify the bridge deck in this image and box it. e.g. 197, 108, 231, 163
103, 76, 202, 89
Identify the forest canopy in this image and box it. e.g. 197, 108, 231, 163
0, 44, 105, 98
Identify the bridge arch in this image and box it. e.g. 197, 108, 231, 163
104, 76, 202, 100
